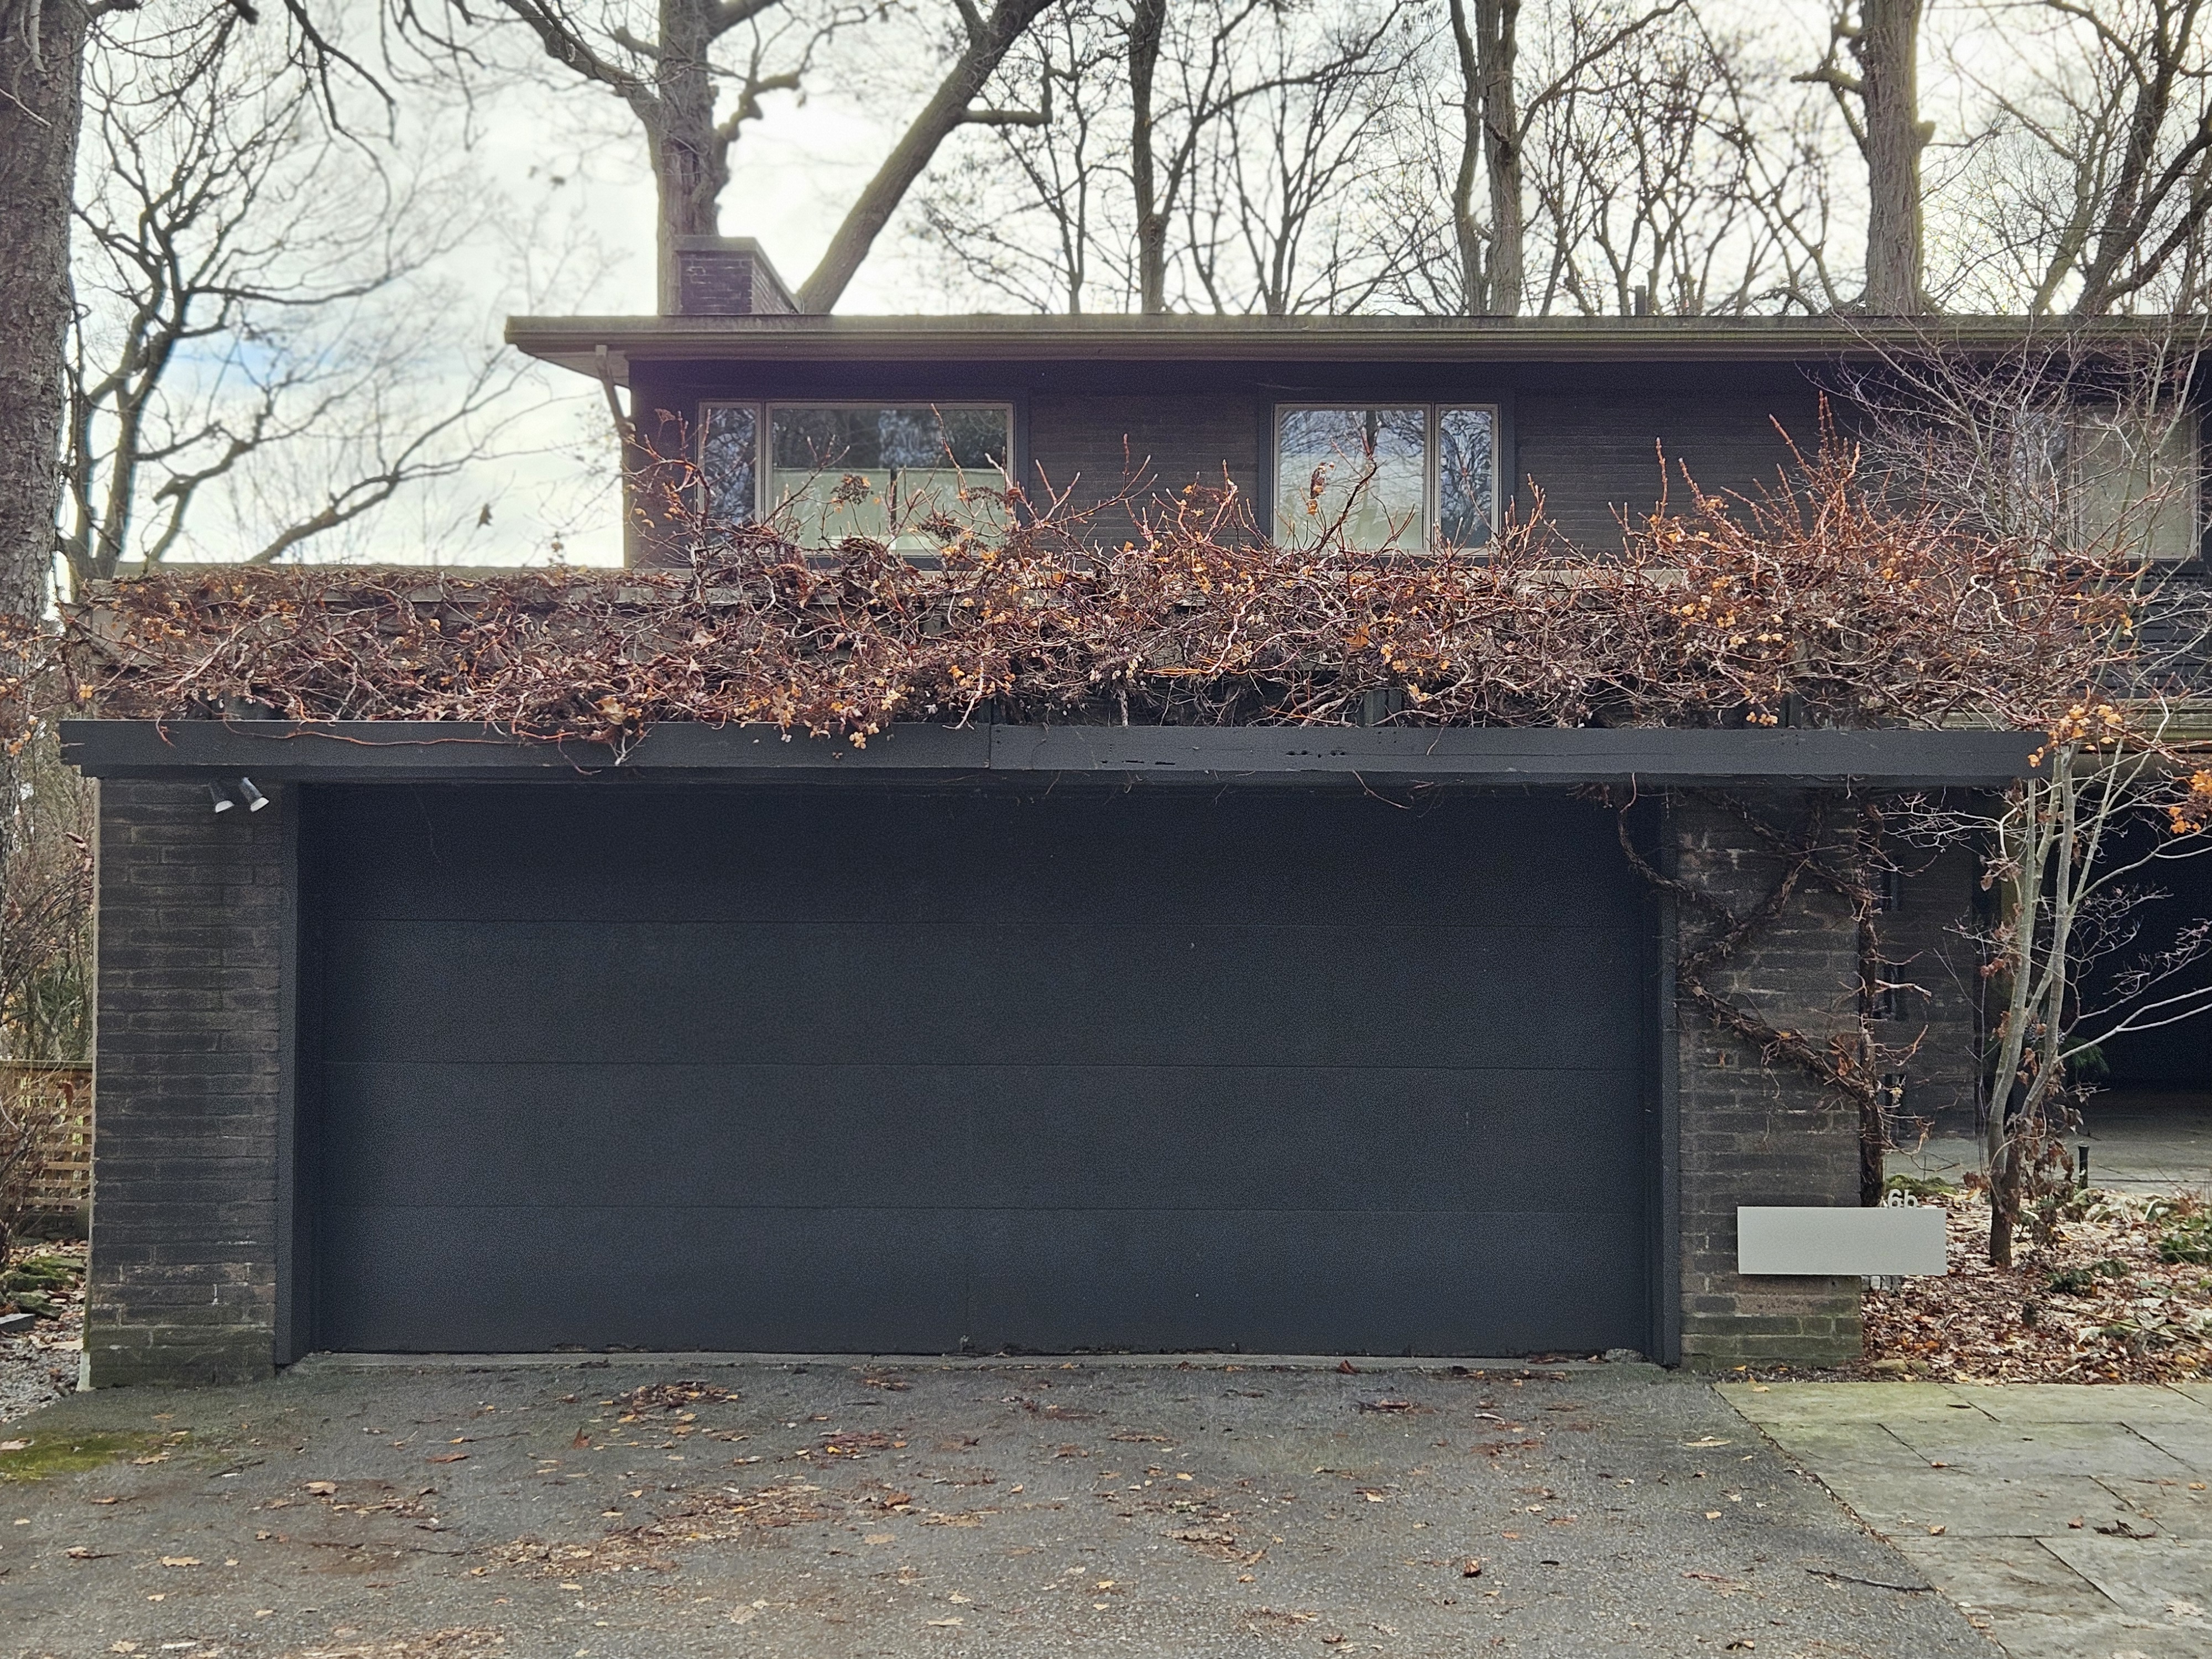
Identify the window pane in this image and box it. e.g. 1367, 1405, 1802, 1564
700, 405, 758, 525
766, 406, 1010, 549
1439, 406, 1495, 548
2074, 406, 2200, 561
1277, 408, 1426, 547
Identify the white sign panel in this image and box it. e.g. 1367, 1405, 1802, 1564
1737, 1206, 1948, 1276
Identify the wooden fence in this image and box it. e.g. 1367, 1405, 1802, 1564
2, 1061, 93, 1215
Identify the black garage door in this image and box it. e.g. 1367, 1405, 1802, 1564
305, 784, 1653, 1355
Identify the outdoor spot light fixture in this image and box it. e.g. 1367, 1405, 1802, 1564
236, 777, 269, 812
208, 782, 235, 814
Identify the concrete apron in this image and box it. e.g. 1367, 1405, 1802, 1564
291, 1352, 1626, 1375
1722, 1381, 2212, 1659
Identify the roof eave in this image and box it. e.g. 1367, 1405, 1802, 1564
502, 312, 2208, 383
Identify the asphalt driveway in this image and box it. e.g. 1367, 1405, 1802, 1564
0, 1355, 1989, 1658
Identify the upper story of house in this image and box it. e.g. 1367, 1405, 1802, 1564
507, 238, 2208, 570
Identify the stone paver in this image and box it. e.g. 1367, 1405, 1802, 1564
1889, 1093, 2212, 1194
1724, 1381, 2212, 1659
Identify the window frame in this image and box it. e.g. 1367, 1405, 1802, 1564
1270, 400, 1504, 551
697, 398, 1019, 534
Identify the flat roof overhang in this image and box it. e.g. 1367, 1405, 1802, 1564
62, 720, 2043, 789
502, 312, 2206, 384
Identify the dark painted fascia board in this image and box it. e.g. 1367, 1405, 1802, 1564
503, 313, 2208, 383
62, 720, 2042, 787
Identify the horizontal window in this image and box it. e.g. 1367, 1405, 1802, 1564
2072, 405, 2200, 562
1276, 404, 1498, 550
700, 403, 1012, 554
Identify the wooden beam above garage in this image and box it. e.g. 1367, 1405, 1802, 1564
61, 720, 2043, 789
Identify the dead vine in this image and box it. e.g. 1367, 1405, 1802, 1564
0, 432, 2174, 748
1611, 790, 1927, 1186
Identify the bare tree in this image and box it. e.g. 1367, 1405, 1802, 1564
797, 0, 1058, 311
415, 0, 839, 312
1834, 328, 2212, 1261
1942, 0, 2212, 317
441, 1, 1056, 313
1179, 3, 1410, 315
1375, 1, 1833, 318
919, 0, 1416, 316
916, 0, 1126, 312
1126, 0, 1166, 310
1448, 0, 1522, 315
57, 14, 549, 589
1798, 0, 1930, 314
1525, 5, 1833, 315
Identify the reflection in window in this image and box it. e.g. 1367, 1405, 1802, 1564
697, 404, 1011, 552
1275, 405, 1498, 549
1276, 409, 1426, 547
770, 405, 1010, 552
701, 405, 758, 525
2072, 405, 2200, 562
1439, 407, 1495, 547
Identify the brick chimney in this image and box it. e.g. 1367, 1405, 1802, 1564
671, 237, 798, 317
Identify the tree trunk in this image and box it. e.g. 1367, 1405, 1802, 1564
1127, 0, 1166, 315
0, 0, 88, 871
796, 0, 1050, 314
650, 0, 727, 315
1467, 0, 1521, 316
1856, 0, 1927, 316
1444, 0, 1485, 312
0, 0, 82, 622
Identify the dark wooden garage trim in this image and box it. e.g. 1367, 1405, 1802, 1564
64, 719, 2042, 787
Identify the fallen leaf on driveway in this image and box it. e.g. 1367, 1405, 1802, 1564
926, 1616, 963, 1627
427, 1453, 470, 1464
1681, 1438, 1732, 1449
65, 1546, 110, 1559
1171, 1527, 1237, 1548
159, 1556, 200, 1567
304, 1482, 337, 1495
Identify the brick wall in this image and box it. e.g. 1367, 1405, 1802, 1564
1672, 793, 1865, 1369
86, 780, 288, 1387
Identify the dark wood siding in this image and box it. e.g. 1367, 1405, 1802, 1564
626, 356, 1822, 560
1025, 393, 1261, 523
1514, 368, 1821, 552
305, 782, 1653, 1357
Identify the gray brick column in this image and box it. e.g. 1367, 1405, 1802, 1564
1672, 792, 1864, 1369
86, 779, 290, 1387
